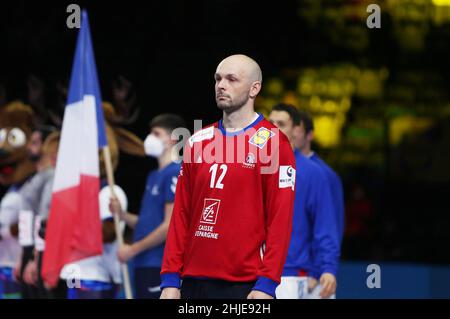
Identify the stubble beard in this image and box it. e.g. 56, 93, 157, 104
216, 94, 249, 114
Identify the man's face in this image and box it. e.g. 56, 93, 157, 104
151, 126, 172, 148
27, 131, 43, 161
294, 122, 310, 152
214, 62, 252, 113
269, 110, 295, 142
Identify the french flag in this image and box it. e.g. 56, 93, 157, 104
42, 10, 107, 287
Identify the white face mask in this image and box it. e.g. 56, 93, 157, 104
144, 134, 165, 158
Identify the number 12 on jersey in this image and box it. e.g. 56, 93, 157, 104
209, 164, 227, 189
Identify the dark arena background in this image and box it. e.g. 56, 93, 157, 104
1, 0, 450, 300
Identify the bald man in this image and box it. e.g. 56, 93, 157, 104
160, 55, 296, 299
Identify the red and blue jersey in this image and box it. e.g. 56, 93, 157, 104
161, 114, 296, 297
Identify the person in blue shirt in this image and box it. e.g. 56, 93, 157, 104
109, 114, 185, 299
292, 108, 345, 299
269, 104, 340, 299
293, 111, 345, 243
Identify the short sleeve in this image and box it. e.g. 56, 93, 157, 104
163, 169, 179, 203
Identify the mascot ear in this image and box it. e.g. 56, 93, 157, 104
113, 127, 145, 157
99, 102, 145, 177
102, 102, 116, 124
103, 124, 119, 174
0, 101, 35, 131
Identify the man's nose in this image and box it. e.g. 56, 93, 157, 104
216, 79, 226, 91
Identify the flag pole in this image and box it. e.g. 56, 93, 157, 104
102, 145, 133, 299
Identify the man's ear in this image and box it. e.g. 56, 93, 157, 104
307, 130, 315, 143
293, 125, 302, 139
249, 81, 262, 99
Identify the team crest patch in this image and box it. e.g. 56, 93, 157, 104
248, 127, 275, 149
243, 152, 256, 169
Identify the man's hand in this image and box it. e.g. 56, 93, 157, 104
13, 260, 21, 282
247, 290, 274, 299
117, 244, 138, 263
160, 287, 181, 299
10, 223, 19, 238
23, 260, 38, 286
307, 277, 319, 293
44, 280, 58, 290
319, 273, 337, 298
109, 196, 124, 218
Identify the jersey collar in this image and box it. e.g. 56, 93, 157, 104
218, 113, 264, 137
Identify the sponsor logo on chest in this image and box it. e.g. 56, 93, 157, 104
195, 198, 221, 240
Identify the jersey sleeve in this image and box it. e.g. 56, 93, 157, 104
333, 173, 345, 243
254, 133, 296, 297
308, 169, 341, 279
160, 159, 192, 289
162, 169, 178, 203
